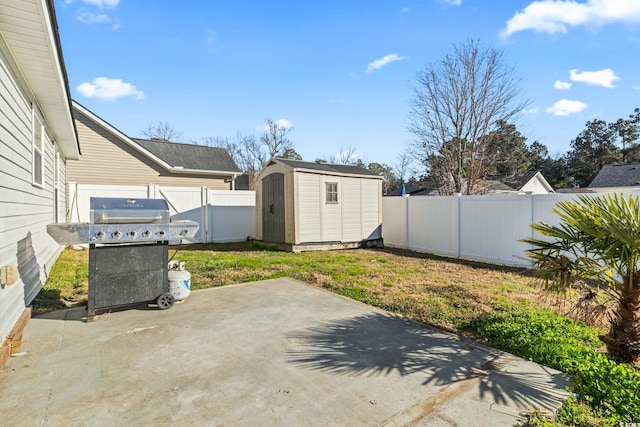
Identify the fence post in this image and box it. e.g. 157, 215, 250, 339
404, 196, 409, 249
456, 194, 462, 259
201, 186, 208, 243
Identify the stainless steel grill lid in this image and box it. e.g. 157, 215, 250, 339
90, 197, 170, 224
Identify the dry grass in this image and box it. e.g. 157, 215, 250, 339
35, 242, 559, 334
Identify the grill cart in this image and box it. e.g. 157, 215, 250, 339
47, 197, 199, 317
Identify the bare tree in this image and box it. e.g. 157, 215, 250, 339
409, 40, 527, 195
394, 151, 415, 184
332, 146, 358, 164
142, 120, 183, 142
261, 118, 293, 159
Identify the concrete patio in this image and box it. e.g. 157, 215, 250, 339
0, 278, 569, 426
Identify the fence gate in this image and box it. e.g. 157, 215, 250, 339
261, 173, 285, 243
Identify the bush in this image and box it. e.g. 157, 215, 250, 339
464, 306, 639, 423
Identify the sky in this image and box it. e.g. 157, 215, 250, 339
54, 0, 640, 169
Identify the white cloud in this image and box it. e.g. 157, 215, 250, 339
76, 77, 145, 101
275, 118, 293, 129
545, 99, 588, 116
523, 107, 540, 114
569, 68, 620, 88
66, 0, 120, 9
501, 0, 640, 38
77, 11, 111, 25
554, 80, 572, 90
634, 85, 640, 90
402, 7, 409, 13
437, 0, 462, 6
366, 54, 406, 73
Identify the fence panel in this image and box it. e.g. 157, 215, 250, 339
458, 195, 532, 266
407, 196, 459, 257
68, 182, 148, 222
206, 190, 256, 243
381, 197, 407, 248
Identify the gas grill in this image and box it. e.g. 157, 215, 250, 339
47, 197, 199, 317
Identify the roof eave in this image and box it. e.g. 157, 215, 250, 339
0, 0, 80, 159
170, 168, 240, 177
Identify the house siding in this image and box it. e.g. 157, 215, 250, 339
0, 42, 65, 342
67, 108, 232, 190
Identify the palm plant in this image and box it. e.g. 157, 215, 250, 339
521, 193, 640, 364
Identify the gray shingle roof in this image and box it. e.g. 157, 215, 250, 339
132, 138, 241, 173
588, 163, 640, 188
482, 171, 538, 191
273, 158, 381, 178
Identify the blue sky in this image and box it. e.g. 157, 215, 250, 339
55, 0, 640, 168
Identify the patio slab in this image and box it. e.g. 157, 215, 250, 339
0, 278, 569, 426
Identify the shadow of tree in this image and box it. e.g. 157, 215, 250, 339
286, 313, 569, 412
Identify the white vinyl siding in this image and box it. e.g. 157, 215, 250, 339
321, 176, 342, 242
0, 42, 66, 342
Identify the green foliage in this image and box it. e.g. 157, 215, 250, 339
465, 306, 640, 423
522, 193, 640, 363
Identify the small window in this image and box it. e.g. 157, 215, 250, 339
32, 108, 44, 187
326, 182, 338, 204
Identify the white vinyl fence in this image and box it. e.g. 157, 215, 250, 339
382, 192, 639, 267
67, 183, 638, 266
67, 183, 255, 243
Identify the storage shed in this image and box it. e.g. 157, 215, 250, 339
255, 158, 383, 251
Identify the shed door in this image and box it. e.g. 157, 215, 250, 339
262, 173, 285, 243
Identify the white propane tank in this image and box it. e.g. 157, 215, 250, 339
168, 261, 191, 300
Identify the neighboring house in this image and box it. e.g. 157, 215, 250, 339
68, 102, 241, 199
387, 171, 554, 196
255, 158, 383, 251
0, 0, 80, 365
588, 163, 640, 193
477, 171, 554, 195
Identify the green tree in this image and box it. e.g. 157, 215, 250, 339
567, 119, 620, 187
522, 194, 640, 363
367, 162, 398, 194
483, 120, 530, 175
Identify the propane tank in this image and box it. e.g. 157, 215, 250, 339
168, 261, 191, 300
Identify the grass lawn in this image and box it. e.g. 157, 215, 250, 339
35, 242, 638, 425
34, 242, 542, 332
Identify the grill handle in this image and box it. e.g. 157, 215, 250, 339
95, 216, 164, 224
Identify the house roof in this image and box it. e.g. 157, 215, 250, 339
588, 163, 640, 188
72, 101, 240, 177
271, 158, 382, 178
0, 0, 79, 159
482, 171, 539, 191
132, 138, 241, 173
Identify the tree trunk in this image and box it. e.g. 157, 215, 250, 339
604, 284, 640, 364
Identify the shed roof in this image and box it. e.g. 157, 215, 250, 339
270, 158, 382, 178
588, 163, 640, 188
132, 138, 241, 173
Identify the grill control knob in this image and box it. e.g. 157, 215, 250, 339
180, 229, 189, 236
96, 231, 106, 240
128, 231, 137, 239
112, 231, 122, 239
157, 230, 166, 238
142, 230, 151, 238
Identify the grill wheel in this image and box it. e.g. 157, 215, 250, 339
156, 293, 175, 310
